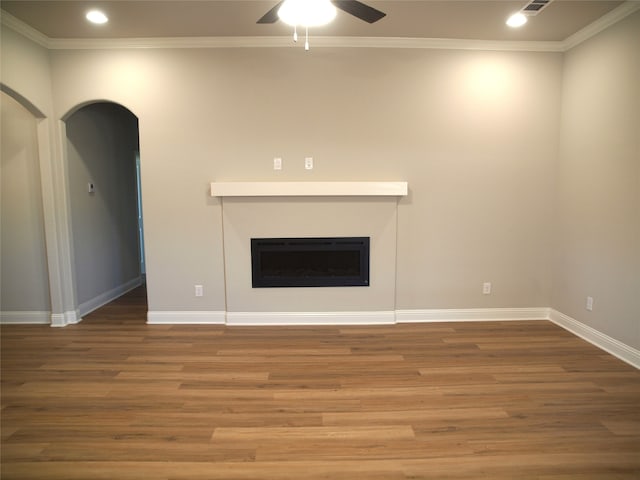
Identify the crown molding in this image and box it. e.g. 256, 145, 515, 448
46, 35, 293, 50
2, 2, 639, 53
304, 36, 564, 52
0, 9, 50, 47
8, 32, 567, 53
562, 0, 640, 51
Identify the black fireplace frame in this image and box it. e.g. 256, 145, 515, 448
251, 237, 370, 288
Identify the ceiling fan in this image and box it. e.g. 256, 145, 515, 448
257, 0, 387, 25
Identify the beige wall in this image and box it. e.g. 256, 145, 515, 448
393, 50, 561, 309
0, 27, 52, 117
553, 11, 640, 349
48, 47, 562, 314
0, 92, 50, 313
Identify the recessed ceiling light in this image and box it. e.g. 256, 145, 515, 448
86, 10, 108, 25
506, 12, 528, 28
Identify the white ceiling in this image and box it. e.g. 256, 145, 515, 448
0, 0, 628, 42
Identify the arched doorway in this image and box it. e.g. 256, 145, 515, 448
64, 102, 146, 316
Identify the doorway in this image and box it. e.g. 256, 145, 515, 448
65, 102, 147, 316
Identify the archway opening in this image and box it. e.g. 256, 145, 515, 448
65, 101, 147, 318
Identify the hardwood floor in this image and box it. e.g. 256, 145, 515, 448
2, 286, 639, 479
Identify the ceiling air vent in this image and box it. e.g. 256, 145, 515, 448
521, 0, 553, 16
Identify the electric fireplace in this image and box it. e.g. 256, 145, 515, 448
251, 237, 370, 288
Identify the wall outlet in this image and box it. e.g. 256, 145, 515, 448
483, 282, 492, 295
586, 296, 593, 311
195, 285, 203, 297
305, 157, 313, 170
273, 157, 282, 170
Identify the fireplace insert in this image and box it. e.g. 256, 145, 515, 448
251, 237, 370, 288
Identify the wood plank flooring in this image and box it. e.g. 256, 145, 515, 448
2, 286, 639, 479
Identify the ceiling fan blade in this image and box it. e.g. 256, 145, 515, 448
332, 0, 386, 23
257, 1, 284, 24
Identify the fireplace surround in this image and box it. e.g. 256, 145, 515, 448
211, 181, 407, 319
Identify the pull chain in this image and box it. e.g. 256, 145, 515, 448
305, 26, 309, 51
293, 25, 298, 42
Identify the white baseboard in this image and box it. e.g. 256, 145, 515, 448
396, 307, 550, 323
147, 311, 226, 324
0, 311, 51, 324
548, 309, 640, 369
78, 277, 143, 317
147, 308, 543, 326
226, 311, 396, 326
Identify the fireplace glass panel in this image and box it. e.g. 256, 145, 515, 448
251, 237, 370, 288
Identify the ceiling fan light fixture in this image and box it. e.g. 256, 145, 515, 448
278, 0, 337, 27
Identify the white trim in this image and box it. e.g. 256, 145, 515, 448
50, 309, 80, 327
50, 36, 291, 50
78, 277, 142, 317
0, 311, 51, 324
39, 118, 80, 329
396, 307, 550, 323
147, 311, 226, 325
210, 181, 408, 197
562, 1, 640, 51
548, 309, 640, 370
331, 37, 563, 52
226, 311, 396, 326
43, 35, 565, 53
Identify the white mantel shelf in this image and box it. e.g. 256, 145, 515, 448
210, 181, 408, 197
